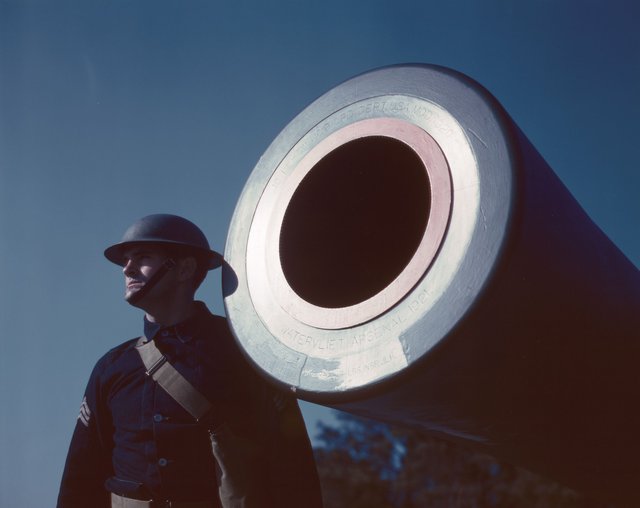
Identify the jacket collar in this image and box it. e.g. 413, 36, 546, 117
143, 301, 209, 343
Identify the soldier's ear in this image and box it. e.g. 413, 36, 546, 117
177, 256, 198, 282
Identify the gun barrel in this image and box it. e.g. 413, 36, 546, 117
224, 65, 640, 503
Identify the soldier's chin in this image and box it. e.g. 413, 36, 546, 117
125, 286, 146, 306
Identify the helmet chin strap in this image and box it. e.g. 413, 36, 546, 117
126, 258, 177, 306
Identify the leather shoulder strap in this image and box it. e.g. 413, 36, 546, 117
136, 337, 212, 421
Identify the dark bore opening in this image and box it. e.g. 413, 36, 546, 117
279, 136, 431, 309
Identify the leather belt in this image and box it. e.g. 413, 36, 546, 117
111, 492, 216, 508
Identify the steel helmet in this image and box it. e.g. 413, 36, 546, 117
104, 214, 223, 269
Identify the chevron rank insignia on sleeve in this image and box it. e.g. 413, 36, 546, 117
77, 396, 91, 427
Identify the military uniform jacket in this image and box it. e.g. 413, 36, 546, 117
57, 302, 322, 507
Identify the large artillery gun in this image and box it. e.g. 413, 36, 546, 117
223, 65, 640, 504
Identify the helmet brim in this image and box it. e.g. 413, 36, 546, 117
104, 240, 223, 270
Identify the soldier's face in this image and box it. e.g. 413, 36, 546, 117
122, 246, 174, 302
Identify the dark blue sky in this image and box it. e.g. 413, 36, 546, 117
1, 1, 638, 505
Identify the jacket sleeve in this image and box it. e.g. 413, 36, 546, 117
213, 318, 323, 507
57, 358, 113, 508
264, 390, 324, 508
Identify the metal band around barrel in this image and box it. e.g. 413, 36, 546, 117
136, 337, 212, 421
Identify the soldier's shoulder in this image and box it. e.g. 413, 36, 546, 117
95, 336, 140, 368
202, 309, 230, 326
200, 310, 235, 339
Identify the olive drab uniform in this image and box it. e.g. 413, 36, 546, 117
58, 214, 322, 507
57, 302, 323, 507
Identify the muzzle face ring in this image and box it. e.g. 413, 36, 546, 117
225, 67, 512, 393
248, 116, 452, 330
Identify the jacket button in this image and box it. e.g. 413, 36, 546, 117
158, 458, 168, 467
153, 414, 163, 423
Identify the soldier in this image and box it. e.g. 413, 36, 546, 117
57, 214, 323, 508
